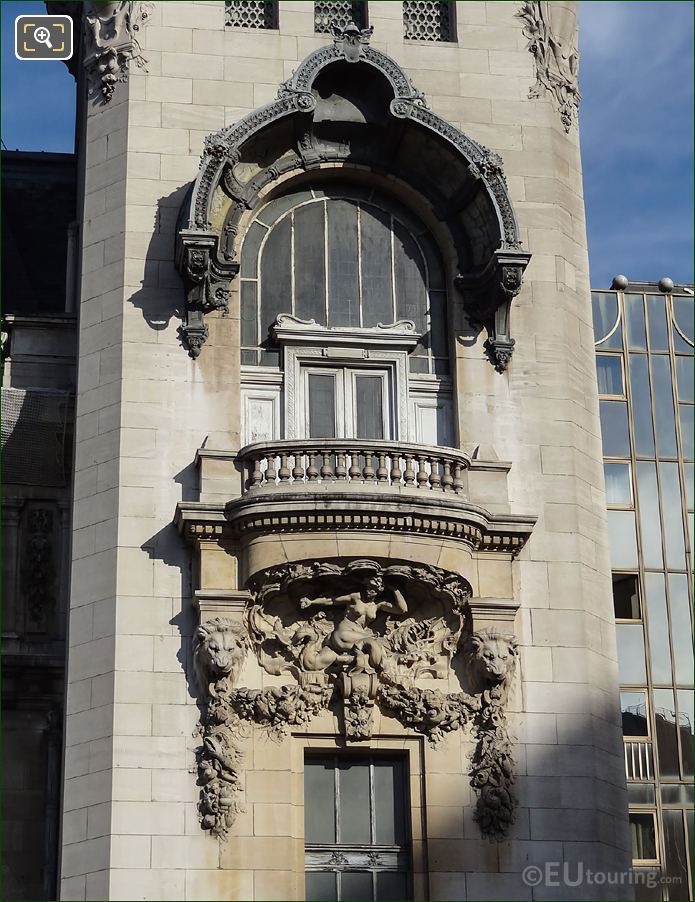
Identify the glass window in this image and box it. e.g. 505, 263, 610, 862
677, 690, 694, 779
629, 812, 658, 862
628, 784, 656, 805
621, 690, 649, 736
653, 689, 680, 779
305, 755, 411, 902
600, 400, 631, 457
661, 784, 694, 806
675, 356, 694, 403
647, 295, 670, 351
651, 356, 678, 457
308, 373, 338, 439
314, 1, 367, 33
679, 404, 694, 459
636, 462, 663, 568
608, 510, 639, 569
662, 810, 689, 892
592, 292, 622, 348
625, 294, 647, 350
668, 574, 694, 687
605, 462, 632, 505
629, 355, 656, 456
644, 573, 672, 684
685, 463, 694, 510
672, 296, 694, 352
596, 355, 624, 396
403, 0, 454, 42
616, 623, 647, 684
613, 573, 641, 619
659, 463, 686, 569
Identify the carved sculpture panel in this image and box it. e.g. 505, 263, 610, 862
193, 560, 520, 843
83, 1, 153, 102
516, 1, 580, 132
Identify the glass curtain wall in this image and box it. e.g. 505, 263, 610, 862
594, 288, 694, 900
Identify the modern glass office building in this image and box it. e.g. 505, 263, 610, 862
593, 279, 694, 899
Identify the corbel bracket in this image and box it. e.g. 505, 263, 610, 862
455, 248, 531, 373
176, 230, 239, 358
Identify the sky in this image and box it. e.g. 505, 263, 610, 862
1, 0, 693, 288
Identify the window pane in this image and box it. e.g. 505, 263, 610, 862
608, 510, 639, 569
394, 219, 427, 334
675, 356, 694, 402
605, 462, 632, 505
360, 205, 394, 328
647, 295, 670, 351
629, 355, 655, 456
616, 623, 647, 684
661, 783, 694, 806
677, 689, 694, 778
662, 810, 689, 892
308, 373, 337, 439
306, 872, 337, 902
294, 202, 326, 323
672, 296, 694, 352
338, 760, 371, 844
376, 872, 408, 901
429, 291, 448, 362
328, 200, 359, 328
644, 573, 672, 684
628, 784, 655, 805
651, 356, 678, 457
620, 690, 649, 736
668, 574, 694, 686
629, 813, 657, 861
685, 463, 694, 510
679, 404, 694, 459
600, 400, 630, 457
341, 871, 374, 902
596, 355, 623, 395
659, 463, 686, 569
613, 573, 641, 619
305, 757, 336, 844
625, 294, 647, 349
260, 216, 292, 329
653, 689, 680, 779
241, 281, 258, 348
355, 376, 385, 440
592, 292, 622, 348
241, 220, 267, 278
374, 760, 405, 846
636, 462, 663, 568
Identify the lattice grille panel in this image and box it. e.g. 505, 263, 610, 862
225, 1, 277, 29
403, 1, 453, 42
314, 1, 367, 34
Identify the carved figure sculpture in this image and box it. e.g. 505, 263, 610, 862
83, 2, 152, 102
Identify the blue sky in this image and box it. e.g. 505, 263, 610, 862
1, 0, 693, 288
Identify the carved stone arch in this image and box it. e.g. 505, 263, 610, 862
176, 24, 531, 369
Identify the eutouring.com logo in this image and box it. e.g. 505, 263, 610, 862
522, 862, 683, 890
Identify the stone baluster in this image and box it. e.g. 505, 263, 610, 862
278, 453, 291, 482
452, 461, 464, 494
335, 451, 348, 480
292, 451, 304, 483
416, 455, 429, 488
429, 456, 442, 490
390, 450, 402, 485
307, 452, 319, 481
249, 457, 263, 489
376, 452, 388, 483
320, 450, 333, 480
349, 451, 361, 481
265, 454, 277, 484
403, 454, 415, 487
441, 457, 453, 491
363, 450, 375, 481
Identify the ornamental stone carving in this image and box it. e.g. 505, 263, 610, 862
193, 560, 520, 842
83, 2, 153, 102
516, 1, 580, 132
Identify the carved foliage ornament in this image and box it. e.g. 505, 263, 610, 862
193, 561, 520, 843
83, 2, 153, 102
516, 1, 581, 132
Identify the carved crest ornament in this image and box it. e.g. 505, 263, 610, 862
176, 23, 531, 369
193, 560, 519, 843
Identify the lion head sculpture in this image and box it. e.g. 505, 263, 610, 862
193, 617, 248, 693
466, 628, 518, 693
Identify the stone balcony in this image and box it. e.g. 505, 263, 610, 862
175, 440, 536, 611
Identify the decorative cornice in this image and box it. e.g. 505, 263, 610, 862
271, 315, 420, 350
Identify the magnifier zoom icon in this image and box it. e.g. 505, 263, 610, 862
33, 26, 53, 48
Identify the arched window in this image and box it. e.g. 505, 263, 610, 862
239, 184, 453, 447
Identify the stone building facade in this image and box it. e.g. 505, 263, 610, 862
6, 1, 644, 899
